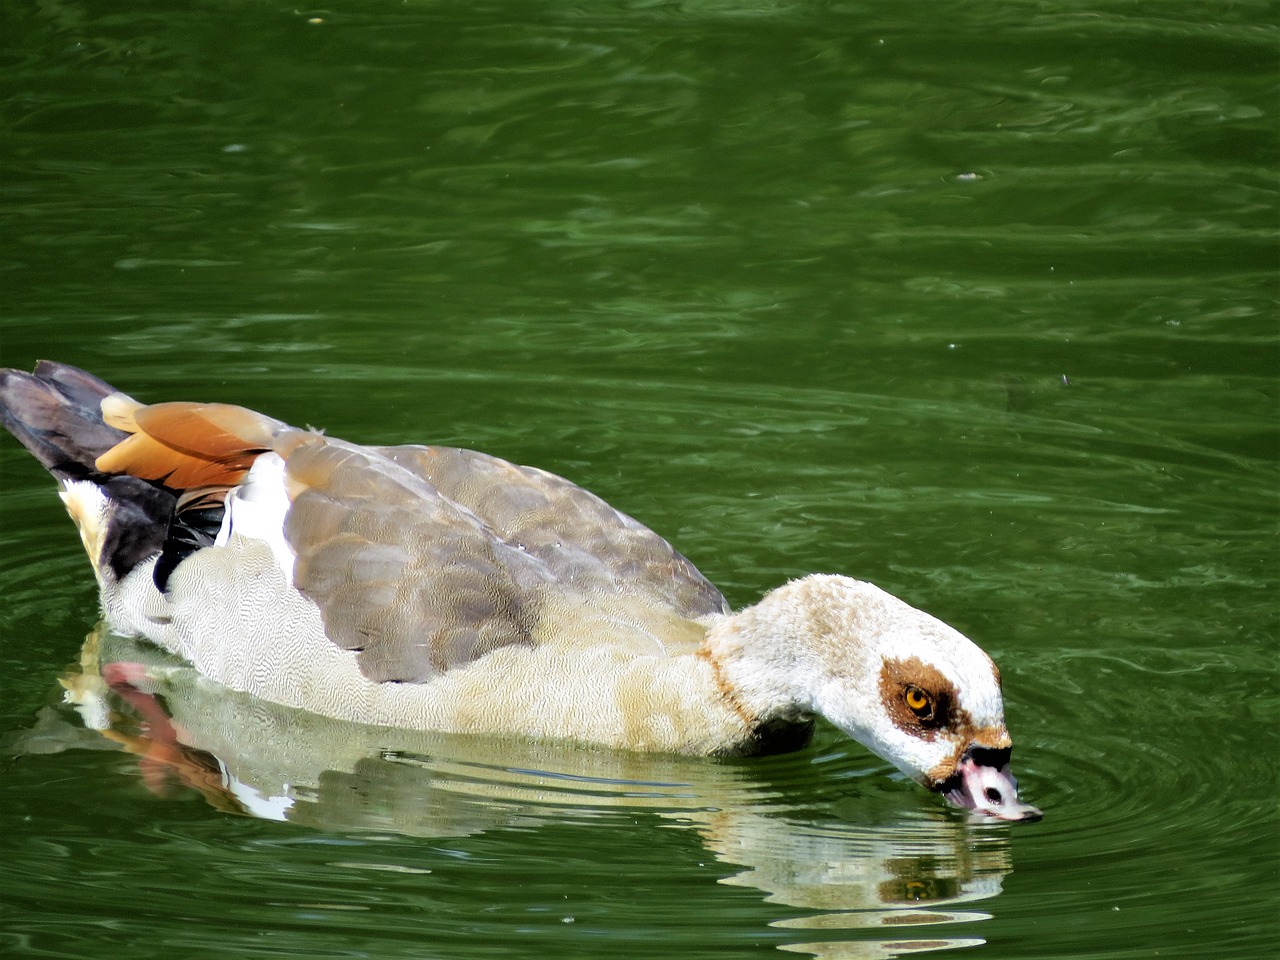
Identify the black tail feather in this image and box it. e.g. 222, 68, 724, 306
99, 476, 181, 582
154, 505, 225, 592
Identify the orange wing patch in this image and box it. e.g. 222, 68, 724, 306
95, 401, 284, 491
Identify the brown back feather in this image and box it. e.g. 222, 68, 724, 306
96, 402, 283, 491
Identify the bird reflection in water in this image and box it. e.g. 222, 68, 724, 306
20, 625, 1018, 959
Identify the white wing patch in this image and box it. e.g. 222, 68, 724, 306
217, 452, 296, 586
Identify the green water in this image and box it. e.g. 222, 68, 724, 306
1, 1, 1276, 957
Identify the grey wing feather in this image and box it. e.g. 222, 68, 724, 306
375, 444, 729, 622
281, 437, 728, 686
283, 438, 547, 683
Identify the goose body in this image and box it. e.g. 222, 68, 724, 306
0, 362, 1040, 820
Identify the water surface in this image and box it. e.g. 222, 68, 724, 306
1, 1, 1276, 958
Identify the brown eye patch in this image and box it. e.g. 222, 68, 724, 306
879, 657, 963, 739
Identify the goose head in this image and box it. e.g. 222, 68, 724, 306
707, 574, 1042, 821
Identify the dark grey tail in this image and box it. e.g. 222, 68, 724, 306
0, 361, 179, 582
0, 361, 129, 481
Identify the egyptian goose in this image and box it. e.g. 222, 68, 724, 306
0, 361, 1040, 820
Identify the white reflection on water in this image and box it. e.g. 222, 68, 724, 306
20, 625, 1019, 959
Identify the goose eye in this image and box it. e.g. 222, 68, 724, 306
904, 686, 934, 718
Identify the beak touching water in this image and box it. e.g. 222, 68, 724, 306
937, 747, 1043, 822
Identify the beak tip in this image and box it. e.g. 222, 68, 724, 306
939, 755, 1043, 822
989, 800, 1044, 822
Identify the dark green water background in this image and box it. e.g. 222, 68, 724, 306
1, 2, 1276, 958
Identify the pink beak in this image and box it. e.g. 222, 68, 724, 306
940, 749, 1043, 822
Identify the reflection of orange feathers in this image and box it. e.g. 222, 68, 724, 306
95, 401, 283, 491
